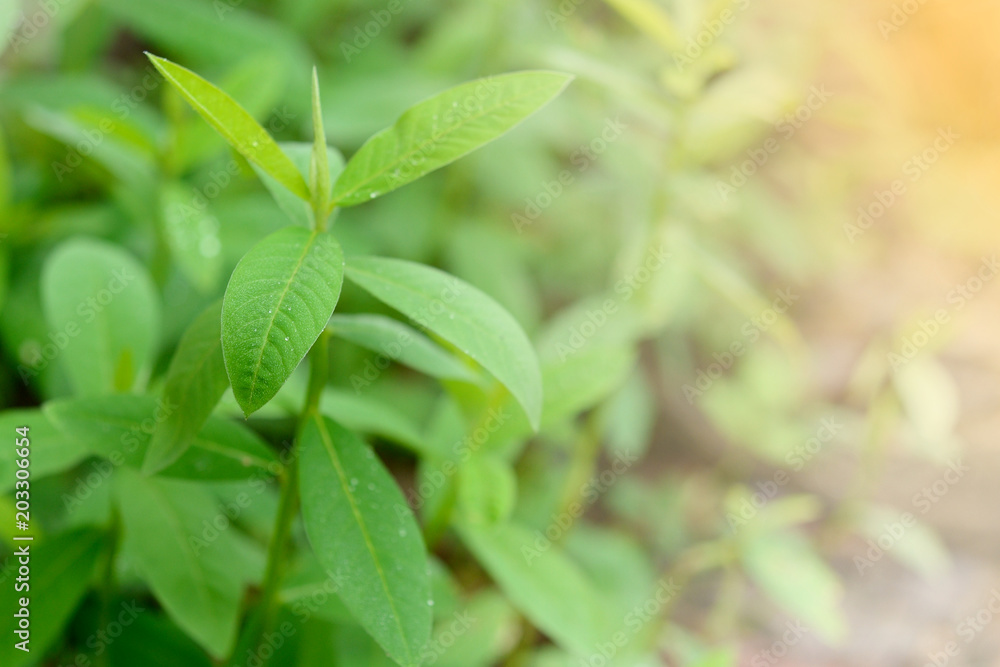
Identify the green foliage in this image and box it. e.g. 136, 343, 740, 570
0, 2, 903, 665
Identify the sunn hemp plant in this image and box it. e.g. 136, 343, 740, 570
22, 54, 570, 667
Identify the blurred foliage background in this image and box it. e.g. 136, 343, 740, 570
1, 0, 999, 665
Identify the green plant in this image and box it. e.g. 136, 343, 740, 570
1, 53, 571, 666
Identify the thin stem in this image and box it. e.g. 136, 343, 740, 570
230, 330, 329, 667
96, 506, 121, 667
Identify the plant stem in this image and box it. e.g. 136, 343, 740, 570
231, 330, 329, 666
96, 506, 121, 667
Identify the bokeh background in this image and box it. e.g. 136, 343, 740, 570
1, 0, 999, 665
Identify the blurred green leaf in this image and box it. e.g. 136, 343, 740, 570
116, 470, 245, 658
45, 394, 278, 480
459, 521, 609, 656
0, 409, 88, 493
457, 454, 517, 525
41, 237, 160, 396
145, 301, 229, 474
0, 528, 104, 667
160, 184, 223, 293
742, 532, 846, 644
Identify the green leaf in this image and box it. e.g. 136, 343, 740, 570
108, 613, 214, 667
45, 394, 278, 480
319, 389, 429, 457
742, 532, 847, 643
328, 314, 479, 383
115, 470, 244, 658
144, 301, 229, 475
542, 345, 636, 427
222, 227, 344, 416
298, 414, 431, 667
332, 71, 572, 206
310, 67, 332, 216
160, 184, 223, 292
458, 521, 609, 656
41, 237, 161, 396
147, 53, 309, 199
0, 528, 105, 667
345, 257, 542, 429
457, 454, 516, 525
0, 409, 89, 493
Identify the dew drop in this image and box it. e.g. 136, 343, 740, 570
284, 337, 289, 341
427, 600, 434, 606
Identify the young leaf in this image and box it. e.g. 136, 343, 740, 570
41, 237, 161, 396
144, 300, 229, 474
0, 528, 104, 667
146, 53, 310, 200
45, 395, 278, 480
115, 470, 245, 658
327, 314, 479, 383
253, 142, 345, 228
310, 67, 332, 216
298, 414, 431, 667
332, 71, 572, 206
345, 257, 542, 429
222, 227, 344, 416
